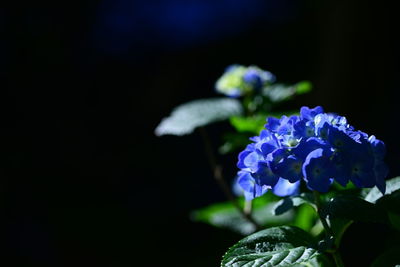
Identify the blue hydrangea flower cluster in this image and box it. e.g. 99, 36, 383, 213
237, 106, 388, 200
215, 64, 275, 97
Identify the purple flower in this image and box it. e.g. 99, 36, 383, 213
236, 106, 388, 199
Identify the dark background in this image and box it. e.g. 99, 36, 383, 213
2, 1, 399, 266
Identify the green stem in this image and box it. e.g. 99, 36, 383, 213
332, 252, 345, 267
199, 127, 261, 230
244, 200, 253, 216
313, 191, 344, 267
312, 191, 333, 236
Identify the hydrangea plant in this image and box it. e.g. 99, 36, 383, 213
156, 64, 400, 266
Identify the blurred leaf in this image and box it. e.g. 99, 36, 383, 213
191, 196, 293, 235
371, 247, 400, 267
364, 176, 400, 203
310, 220, 324, 237
295, 80, 312, 94
272, 193, 316, 216
219, 132, 252, 154
293, 204, 318, 232
229, 115, 266, 134
221, 226, 331, 267
321, 194, 387, 224
155, 98, 242, 136
263, 84, 296, 102
263, 81, 312, 103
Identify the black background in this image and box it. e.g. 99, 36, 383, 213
2, 1, 399, 266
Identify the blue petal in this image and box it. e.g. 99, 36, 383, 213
369, 135, 386, 160
273, 155, 303, 183
243, 151, 261, 172
346, 149, 375, 188
328, 127, 358, 150
300, 106, 324, 120
276, 115, 299, 135
237, 149, 251, 169
255, 161, 279, 187
293, 120, 315, 138
292, 137, 330, 160
313, 114, 333, 140
272, 178, 300, 197
237, 171, 269, 200
302, 148, 334, 192
267, 148, 288, 167
237, 171, 255, 192
331, 152, 351, 186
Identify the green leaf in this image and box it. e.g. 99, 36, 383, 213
221, 226, 329, 267
321, 194, 387, 224
219, 132, 253, 154
375, 189, 400, 231
371, 247, 400, 267
376, 190, 400, 213
263, 81, 312, 103
332, 181, 357, 191
273, 193, 316, 216
263, 84, 296, 103
273, 194, 318, 234
310, 220, 324, 237
229, 115, 266, 134
388, 212, 400, 232
192, 196, 293, 235
295, 81, 312, 94
364, 176, 400, 203
155, 98, 243, 136
293, 204, 318, 232
328, 218, 353, 248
